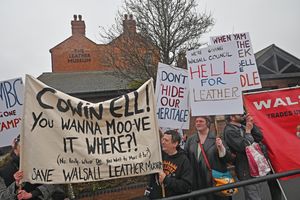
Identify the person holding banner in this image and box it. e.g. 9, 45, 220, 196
0, 136, 66, 200
0, 136, 24, 200
0, 169, 23, 199
146, 130, 192, 199
223, 113, 270, 200
184, 116, 233, 200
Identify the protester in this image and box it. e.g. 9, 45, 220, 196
146, 130, 192, 199
0, 171, 21, 199
223, 113, 270, 200
184, 116, 233, 200
0, 135, 67, 200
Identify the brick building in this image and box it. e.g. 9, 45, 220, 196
39, 15, 300, 199
49, 14, 159, 78
43, 14, 159, 103
39, 14, 160, 200
50, 14, 105, 72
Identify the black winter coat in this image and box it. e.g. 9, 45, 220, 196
184, 132, 232, 200
0, 153, 42, 200
223, 123, 263, 180
148, 149, 192, 199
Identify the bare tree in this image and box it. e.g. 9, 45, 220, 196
125, 0, 214, 65
100, 14, 160, 85
100, 0, 214, 84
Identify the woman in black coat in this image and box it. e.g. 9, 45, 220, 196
185, 116, 234, 200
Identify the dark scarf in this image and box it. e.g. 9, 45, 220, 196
0, 152, 19, 186
0, 152, 41, 199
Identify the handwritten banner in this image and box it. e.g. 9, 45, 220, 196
210, 32, 262, 91
186, 42, 243, 116
244, 87, 300, 179
20, 75, 162, 184
0, 77, 23, 147
155, 63, 190, 129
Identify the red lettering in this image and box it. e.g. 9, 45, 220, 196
200, 64, 208, 78
253, 71, 260, 85
240, 71, 260, 87
0, 118, 21, 132
210, 64, 221, 76
161, 85, 184, 98
190, 61, 237, 78
223, 61, 237, 75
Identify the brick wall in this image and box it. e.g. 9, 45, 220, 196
50, 35, 110, 72
77, 185, 146, 200
50, 15, 159, 73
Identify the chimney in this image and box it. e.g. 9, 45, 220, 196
123, 14, 136, 34
71, 14, 85, 36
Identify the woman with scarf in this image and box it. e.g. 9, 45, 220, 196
184, 116, 234, 200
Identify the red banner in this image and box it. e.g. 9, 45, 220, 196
244, 87, 300, 179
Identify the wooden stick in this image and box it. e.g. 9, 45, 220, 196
213, 116, 220, 138
67, 184, 75, 199
244, 85, 300, 95
267, 160, 288, 200
161, 183, 165, 197
243, 104, 287, 199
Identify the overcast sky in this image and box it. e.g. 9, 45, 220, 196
1, 0, 299, 81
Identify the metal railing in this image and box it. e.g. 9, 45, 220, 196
158, 169, 300, 200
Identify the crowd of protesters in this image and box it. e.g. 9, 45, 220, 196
1, 113, 278, 200
146, 113, 276, 200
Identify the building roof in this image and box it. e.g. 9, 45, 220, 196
49, 35, 98, 53
37, 71, 130, 95
255, 44, 300, 79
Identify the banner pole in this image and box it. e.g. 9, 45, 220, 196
213, 116, 220, 138
156, 172, 165, 198
67, 183, 75, 199
244, 103, 287, 200
244, 85, 300, 95
161, 183, 166, 197
268, 160, 288, 200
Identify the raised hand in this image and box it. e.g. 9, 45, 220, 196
216, 137, 226, 157
158, 171, 166, 184
17, 190, 32, 200
245, 114, 254, 133
13, 170, 23, 187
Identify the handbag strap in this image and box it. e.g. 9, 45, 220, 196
198, 142, 212, 171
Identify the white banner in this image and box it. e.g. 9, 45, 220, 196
186, 42, 243, 116
155, 63, 190, 129
210, 32, 262, 91
0, 77, 23, 147
20, 75, 162, 184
